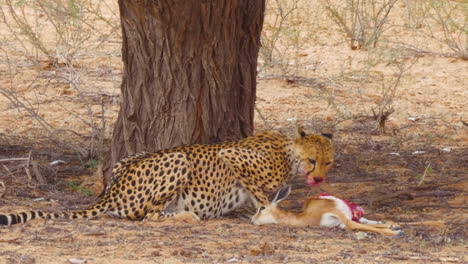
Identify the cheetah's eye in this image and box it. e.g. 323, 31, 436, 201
326, 162, 333, 166
258, 206, 266, 211
308, 159, 316, 165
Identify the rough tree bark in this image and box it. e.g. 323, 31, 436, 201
102, 0, 266, 186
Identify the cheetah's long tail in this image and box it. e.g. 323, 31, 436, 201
0, 195, 111, 226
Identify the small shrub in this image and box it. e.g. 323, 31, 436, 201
259, 0, 323, 77
321, 0, 398, 50
67, 180, 94, 196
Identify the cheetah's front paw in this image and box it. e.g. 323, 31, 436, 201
173, 211, 201, 223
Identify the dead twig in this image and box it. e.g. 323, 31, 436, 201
0, 85, 89, 158
2, 165, 14, 178
0, 237, 22, 244
38, 231, 77, 242
0, 158, 29, 162
372, 107, 395, 134
383, 255, 431, 261
418, 162, 432, 186
0, 164, 24, 178
24, 150, 33, 181
23, 164, 33, 181
0, 180, 5, 198
31, 161, 46, 185
26, 150, 32, 168
255, 104, 274, 130
1, 152, 46, 184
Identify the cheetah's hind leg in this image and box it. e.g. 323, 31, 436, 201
161, 211, 200, 223
138, 151, 195, 223
142, 208, 163, 222
142, 208, 200, 223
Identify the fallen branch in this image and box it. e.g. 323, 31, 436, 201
42, 231, 77, 242
1, 152, 46, 184
2, 165, 14, 178
0, 164, 24, 178
24, 150, 33, 181
0, 180, 5, 198
383, 254, 431, 261
31, 161, 46, 184
24, 164, 33, 181
0, 158, 29, 162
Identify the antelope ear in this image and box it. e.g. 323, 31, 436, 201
296, 127, 306, 140
321, 133, 333, 139
273, 185, 291, 204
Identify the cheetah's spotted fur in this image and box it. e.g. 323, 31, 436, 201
0, 129, 334, 225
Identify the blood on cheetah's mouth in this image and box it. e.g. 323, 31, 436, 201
304, 172, 324, 186
308, 181, 321, 186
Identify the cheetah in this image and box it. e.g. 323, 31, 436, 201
0, 128, 334, 226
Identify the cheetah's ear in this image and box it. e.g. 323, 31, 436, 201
321, 133, 333, 140
295, 127, 306, 140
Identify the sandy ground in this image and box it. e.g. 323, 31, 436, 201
0, 0, 467, 263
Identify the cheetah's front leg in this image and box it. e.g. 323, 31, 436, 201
218, 148, 271, 208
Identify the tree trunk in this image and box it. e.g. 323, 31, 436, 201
102, 0, 265, 186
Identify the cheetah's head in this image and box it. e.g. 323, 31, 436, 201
293, 128, 334, 186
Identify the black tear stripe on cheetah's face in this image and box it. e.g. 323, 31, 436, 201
0, 129, 334, 225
